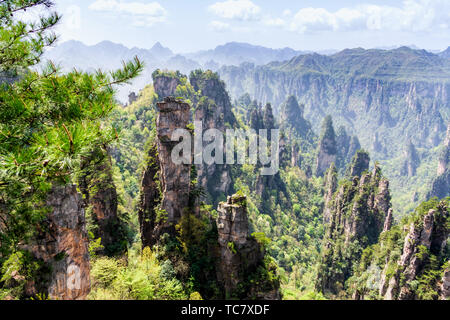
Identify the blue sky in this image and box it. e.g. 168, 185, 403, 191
53, 0, 450, 53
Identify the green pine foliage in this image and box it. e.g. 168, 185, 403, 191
0, 0, 142, 298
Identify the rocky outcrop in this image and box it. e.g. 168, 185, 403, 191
346, 136, 360, 165
440, 265, 450, 300
323, 164, 338, 225
78, 147, 126, 256
219, 48, 448, 157
346, 150, 370, 177
156, 97, 192, 224
401, 141, 420, 177
383, 208, 394, 232
251, 100, 288, 213
279, 95, 316, 171
249, 103, 264, 131
316, 156, 391, 295
382, 204, 449, 300
316, 116, 337, 177
280, 96, 312, 138
138, 143, 161, 248
139, 97, 192, 246
216, 194, 280, 299
263, 103, 275, 133
428, 123, 450, 199
190, 70, 235, 205
152, 70, 183, 99
29, 185, 90, 300
190, 70, 236, 128
128, 91, 137, 105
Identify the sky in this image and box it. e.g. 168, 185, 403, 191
51, 0, 450, 53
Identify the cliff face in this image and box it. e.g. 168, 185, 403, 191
156, 98, 192, 224
138, 143, 161, 248
78, 147, 126, 256
219, 48, 449, 158
401, 141, 420, 177
428, 123, 450, 199
441, 266, 450, 300
139, 97, 192, 247
317, 154, 391, 296
336, 127, 361, 171
346, 150, 370, 178
216, 194, 280, 299
251, 102, 288, 213
153, 71, 182, 99
323, 164, 338, 225
29, 185, 90, 300
280, 96, 312, 138
381, 204, 449, 300
190, 71, 235, 204
221, 50, 448, 219
316, 116, 337, 177
138, 97, 280, 299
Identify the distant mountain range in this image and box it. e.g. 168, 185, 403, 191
42, 40, 310, 101
184, 42, 309, 66
41, 40, 450, 102
438, 46, 450, 59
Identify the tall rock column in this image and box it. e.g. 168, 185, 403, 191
190, 70, 235, 205
156, 97, 192, 224
139, 97, 192, 248
316, 115, 337, 177
216, 194, 280, 299
382, 204, 449, 300
138, 143, 161, 248
428, 122, 450, 199
323, 164, 337, 224
30, 185, 90, 300
152, 70, 183, 99
316, 153, 391, 296
78, 147, 126, 256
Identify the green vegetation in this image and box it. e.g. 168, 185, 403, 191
0, 1, 142, 298
0, 1, 448, 301
89, 245, 186, 300
347, 197, 449, 300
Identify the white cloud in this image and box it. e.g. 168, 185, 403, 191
282, 9, 292, 17
265, 17, 286, 28
209, 0, 261, 21
280, 0, 450, 34
210, 20, 231, 32
89, 0, 167, 26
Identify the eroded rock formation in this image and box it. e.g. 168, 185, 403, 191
138, 143, 161, 248
346, 150, 370, 178
139, 97, 192, 247
401, 141, 420, 177
317, 155, 391, 295
190, 70, 235, 204
323, 164, 338, 225
381, 204, 449, 300
440, 265, 450, 300
29, 185, 90, 300
78, 147, 126, 256
216, 194, 280, 299
280, 96, 312, 138
153, 71, 183, 99
428, 122, 450, 199
156, 98, 192, 224
316, 116, 337, 177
